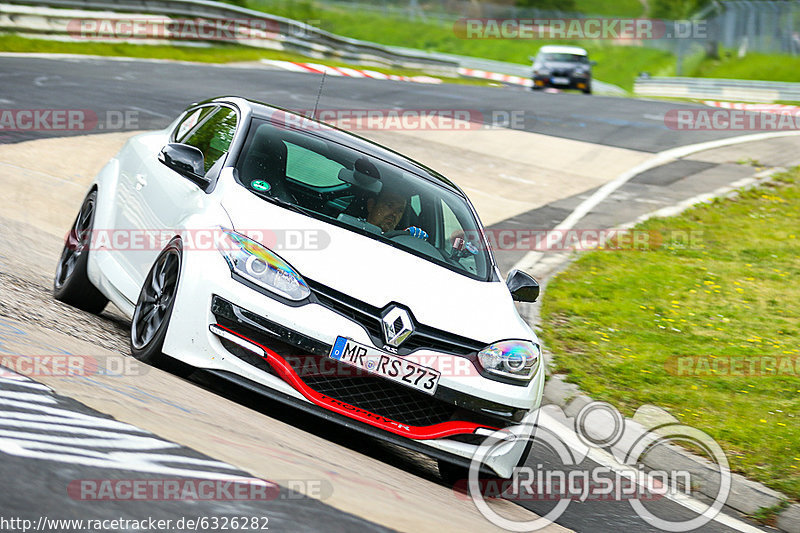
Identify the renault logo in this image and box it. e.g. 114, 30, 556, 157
381, 306, 413, 347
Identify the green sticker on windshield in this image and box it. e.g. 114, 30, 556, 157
251, 180, 271, 191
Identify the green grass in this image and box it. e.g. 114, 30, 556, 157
0, 33, 299, 62
541, 168, 800, 499
750, 500, 791, 527
246, 0, 672, 91
0, 34, 493, 86
689, 51, 800, 83
7, 1, 800, 94
574, 0, 644, 17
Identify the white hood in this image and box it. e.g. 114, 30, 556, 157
218, 178, 533, 344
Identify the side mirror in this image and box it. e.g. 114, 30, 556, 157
590, 60, 598, 66
528, 55, 537, 62
158, 143, 209, 185
506, 269, 540, 302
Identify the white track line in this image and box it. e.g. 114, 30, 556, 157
512, 130, 800, 273
541, 410, 766, 533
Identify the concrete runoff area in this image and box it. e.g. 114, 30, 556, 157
361, 128, 651, 226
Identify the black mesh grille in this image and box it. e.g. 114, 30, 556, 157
212, 313, 458, 429
303, 371, 456, 427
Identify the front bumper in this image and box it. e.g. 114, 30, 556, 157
532, 75, 590, 91
211, 294, 525, 438
161, 249, 544, 476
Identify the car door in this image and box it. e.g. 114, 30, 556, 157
127, 105, 239, 285
107, 105, 217, 300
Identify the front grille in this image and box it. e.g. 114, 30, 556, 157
311, 285, 383, 339
212, 296, 458, 428
307, 279, 485, 356
303, 371, 457, 427
210, 295, 516, 432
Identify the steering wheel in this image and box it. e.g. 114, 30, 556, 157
384, 230, 459, 264
383, 230, 412, 239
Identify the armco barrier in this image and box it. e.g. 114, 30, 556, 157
634, 76, 800, 103
0, 0, 460, 75
0, 0, 627, 94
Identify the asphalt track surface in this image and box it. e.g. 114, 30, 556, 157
0, 369, 392, 533
0, 55, 748, 150
0, 55, 776, 532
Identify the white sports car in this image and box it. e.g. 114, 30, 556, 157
54, 97, 544, 480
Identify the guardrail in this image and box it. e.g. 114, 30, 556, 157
634, 76, 800, 103
0, 0, 627, 94
0, 0, 461, 75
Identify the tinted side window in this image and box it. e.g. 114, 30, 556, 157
440, 198, 479, 276
184, 107, 238, 173
174, 106, 216, 142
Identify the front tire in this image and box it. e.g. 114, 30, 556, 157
54, 190, 109, 313
130, 239, 190, 375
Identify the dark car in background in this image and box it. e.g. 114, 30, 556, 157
531, 45, 594, 94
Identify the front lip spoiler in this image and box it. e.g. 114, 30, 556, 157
202, 368, 500, 478
211, 323, 500, 440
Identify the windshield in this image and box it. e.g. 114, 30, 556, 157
541, 53, 588, 63
235, 119, 492, 281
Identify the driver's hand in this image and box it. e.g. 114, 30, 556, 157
405, 226, 429, 240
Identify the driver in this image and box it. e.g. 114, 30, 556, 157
365, 189, 428, 239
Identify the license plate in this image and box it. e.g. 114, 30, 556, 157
551, 76, 569, 85
330, 337, 440, 395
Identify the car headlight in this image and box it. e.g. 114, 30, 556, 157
534, 68, 551, 76
218, 229, 310, 301
478, 340, 541, 381
573, 69, 589, 78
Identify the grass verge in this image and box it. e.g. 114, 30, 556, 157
0, 34, 493, 86
541, 168, 800, 499
246, 0, 674, 91
688, 51, 800, 84
750, 500, 791, 527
